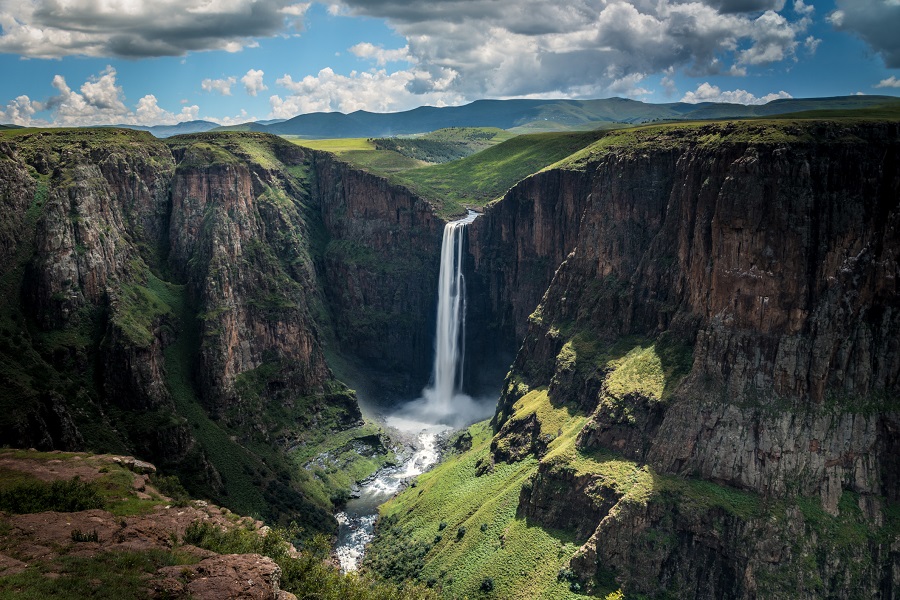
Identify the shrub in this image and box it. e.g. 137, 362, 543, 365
456, 526, 466, 539
186, 520, 439, 600
71, 529, 99, 543
480, 577, 494, 592
0, 477, 103, 513
150, 473, 191, 507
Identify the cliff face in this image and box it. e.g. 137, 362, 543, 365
0, 130, 359, 531
167, 140, 332, 417
310, 152, 444, 397
0, 130, 180, 455
473, 121, 900, 598
468, 167, 594, 344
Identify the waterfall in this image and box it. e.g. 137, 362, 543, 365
421, 211, 479, 418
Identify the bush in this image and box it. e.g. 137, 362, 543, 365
186, 520, 439, 600
456, 526, 466, 539
480, 577, 494, 592
438, 521, 447, 531
71, 529, 99, 543
0, 477, 103, 514
150, 473, 191, 507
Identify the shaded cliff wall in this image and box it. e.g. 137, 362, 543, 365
167, 138, 332, 418
472, 121, 900, 598
468, 167, 594, 344
0, 129, 180, 455
310, 152, 445, 398
0, 130, 356, 530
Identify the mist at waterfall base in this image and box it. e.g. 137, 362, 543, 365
335, 211, 495, 572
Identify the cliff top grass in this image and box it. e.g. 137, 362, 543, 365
0, 127, 173, 174
555, 113, 900, 170
391, 129, 610, 217
290, 137, 426, 173
166, 130, 301, 170
290, 128, 613, 218
0, 126, 157, 144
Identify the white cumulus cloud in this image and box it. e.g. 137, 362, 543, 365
201, 77, 237, 96
875, 76, 900, 89
270, 66, 463, 117
335, 0, 813, 102
0, 0, 308, 58
681, 82, 792, 104
1, 67, 204, 126
349, 43, 413, 66
241, 69, 268, 96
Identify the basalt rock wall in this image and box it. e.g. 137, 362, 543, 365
309, 152, 445, 398
472, 121, 900, 598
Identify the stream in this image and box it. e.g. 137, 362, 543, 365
334, 415, 451, 572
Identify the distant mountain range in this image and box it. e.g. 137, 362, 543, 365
95, 119, 221, 138
213, 95, 900, 139
3, 96, 898, 139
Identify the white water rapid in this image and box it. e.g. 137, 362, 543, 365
334, 210, 492, 573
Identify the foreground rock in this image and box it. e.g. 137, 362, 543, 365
0, 449, 295, 599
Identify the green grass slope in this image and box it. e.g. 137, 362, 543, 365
372, 127, 514, 164
393, 130, 609, 217
290, 137, 427, 173
367, 329, 899, 598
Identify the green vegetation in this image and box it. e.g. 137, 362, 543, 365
368, 343, 757, 598
417, 126, 514, 144
0, 453, 178, 517
290, 422, 396, 507
112, 271, 174, 348
0, 549, 200, 600
394, 130, 607, 216
371, 127, 514, 163
184, 520, 438, 600
0, 476, 102, 514
167, 130, 299, 170
291, 137, 427, 173
768, 101, 900, 121
292, 128, 609, 217
556, 117, 900, 171
366, 421, 585, 599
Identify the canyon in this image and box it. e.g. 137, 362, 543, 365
0, 119, 897, 598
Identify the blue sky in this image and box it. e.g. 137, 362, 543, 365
1, 0, 898, 126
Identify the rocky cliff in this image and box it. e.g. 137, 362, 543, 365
309, 152, 444, 397
474, 120, 900, 598
0, 129, 372, 532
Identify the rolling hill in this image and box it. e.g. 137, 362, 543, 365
220, 95, 900, 139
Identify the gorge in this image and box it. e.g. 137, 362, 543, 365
0, 118, 898, 599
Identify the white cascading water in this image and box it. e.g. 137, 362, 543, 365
420, 210, 479, 417
335, 210, 488, 573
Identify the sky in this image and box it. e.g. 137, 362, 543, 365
0, 0, 898, 127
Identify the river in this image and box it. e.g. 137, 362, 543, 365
334, 415, 451, 572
